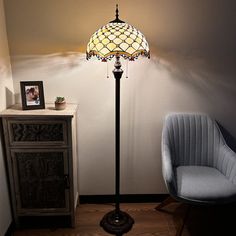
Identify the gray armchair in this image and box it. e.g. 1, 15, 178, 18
157, 113, 236, 235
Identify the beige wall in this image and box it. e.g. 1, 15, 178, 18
0, 0, 13, 234
0, 0, 14, 109
3, 0, 236, 195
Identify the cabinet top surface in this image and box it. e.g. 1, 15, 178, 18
0, 103, 78, 117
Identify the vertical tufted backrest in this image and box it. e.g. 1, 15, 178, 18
163, 113, 225, 167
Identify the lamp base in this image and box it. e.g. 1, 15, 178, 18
100, 210, 134, 235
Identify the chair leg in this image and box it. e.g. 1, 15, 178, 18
156, 197, 191, 236
155, 196, 176, 210
175, 205, 191, 236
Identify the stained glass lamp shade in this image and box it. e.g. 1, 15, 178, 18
86, 5, 150, 236
86, 9, 150, 61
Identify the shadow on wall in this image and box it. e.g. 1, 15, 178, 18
12, 52, 84, 77
0, 63, 8, 77
5, 87, 14, 108
217, 122, 236, 153
151, 49, 236, 133
152, 50, 236, 104
0, 63, 15, 111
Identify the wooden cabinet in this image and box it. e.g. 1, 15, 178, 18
0, 104, 79, 227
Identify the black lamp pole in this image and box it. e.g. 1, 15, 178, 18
100, 55, 134, 235
114, 55, 122, 215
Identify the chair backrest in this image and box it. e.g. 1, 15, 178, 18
163, 113, 225, 167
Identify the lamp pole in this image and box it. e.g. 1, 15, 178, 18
114, 55, 122, 216
100, 55, 134, 235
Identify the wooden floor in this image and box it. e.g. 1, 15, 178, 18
12, 202, 235, 236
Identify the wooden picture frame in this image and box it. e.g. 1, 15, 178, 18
20, 81, 45, 110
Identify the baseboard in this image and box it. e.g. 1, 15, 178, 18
79, 194, 168, 204
5, 221, 14, 236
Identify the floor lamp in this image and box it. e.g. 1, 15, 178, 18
86, 5, 150, 235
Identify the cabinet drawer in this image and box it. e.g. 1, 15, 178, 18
7, 119, 68, 146
11, 149, 70, 214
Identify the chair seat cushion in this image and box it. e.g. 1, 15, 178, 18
176, 166, 236, 203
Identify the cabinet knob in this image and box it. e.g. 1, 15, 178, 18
64, 175, 70, 189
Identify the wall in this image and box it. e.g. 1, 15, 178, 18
0, 0, 13, 233
3, 0, 236, 195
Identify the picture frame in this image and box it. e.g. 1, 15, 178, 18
20, 81, 45, 110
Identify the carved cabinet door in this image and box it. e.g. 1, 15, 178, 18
11, 149, 70, 214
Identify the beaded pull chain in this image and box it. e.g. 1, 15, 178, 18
107, 61, 109, 78
126, 60, 129, 78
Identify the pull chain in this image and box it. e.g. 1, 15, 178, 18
107, 61, 109, 78
126, 60, 129, 78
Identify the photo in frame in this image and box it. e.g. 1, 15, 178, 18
20, 81, 45, 110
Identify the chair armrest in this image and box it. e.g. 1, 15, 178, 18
162, 142, 177, 195
218, 144, 236, 184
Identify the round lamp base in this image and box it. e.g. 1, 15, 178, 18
100, 210, 134, 235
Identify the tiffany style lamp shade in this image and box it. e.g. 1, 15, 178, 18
86, 5, 150, 235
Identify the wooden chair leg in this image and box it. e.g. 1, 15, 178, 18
155, 196, 176, 210
175, 205, 191, 236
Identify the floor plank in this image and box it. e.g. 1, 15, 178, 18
12, 202, 236, 236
